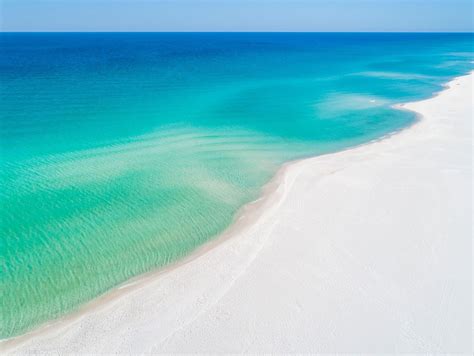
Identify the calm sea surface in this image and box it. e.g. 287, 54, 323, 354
1, 33, 472, 338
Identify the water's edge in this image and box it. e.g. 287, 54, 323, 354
1, 71, 471, 350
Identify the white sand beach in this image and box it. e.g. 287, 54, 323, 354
4, 72, 472, 354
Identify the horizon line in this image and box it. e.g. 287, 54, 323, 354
2, 30, 473, 34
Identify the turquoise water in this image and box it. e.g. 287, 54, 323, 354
1, 33, 473, 338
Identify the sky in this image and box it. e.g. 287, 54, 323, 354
1, 0, 473, 32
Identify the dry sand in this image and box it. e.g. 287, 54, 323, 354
4, 72, 472, 354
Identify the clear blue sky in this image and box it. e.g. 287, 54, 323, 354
1, 0, 473, 32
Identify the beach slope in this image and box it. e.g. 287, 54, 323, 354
5, 73, 473, 353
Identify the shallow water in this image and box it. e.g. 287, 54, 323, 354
1, 32, 473, 338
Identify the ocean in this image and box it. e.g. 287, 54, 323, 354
1, 32, 472, 338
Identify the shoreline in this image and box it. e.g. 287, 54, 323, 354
2, 71, 472, 353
